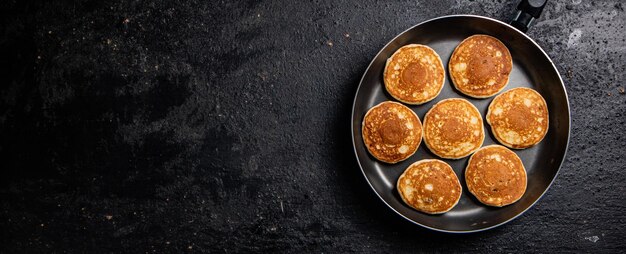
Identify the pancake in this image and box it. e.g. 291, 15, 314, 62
384, 44, 445, 104
486, 87, 549, 149
449, 34, 512, 98
465, 145, 527, 207
397, 159, 462, 214
422, 98, 484, 159
362, 101, 422, 163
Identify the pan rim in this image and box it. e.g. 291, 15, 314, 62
350, 14, 571, 233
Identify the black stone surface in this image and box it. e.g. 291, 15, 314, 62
1, 0, 625, 252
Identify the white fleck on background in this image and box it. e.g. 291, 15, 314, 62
567, 29, 583, 48
584, 235, 600, 243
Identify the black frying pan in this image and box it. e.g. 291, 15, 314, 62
351, 0, 570, 232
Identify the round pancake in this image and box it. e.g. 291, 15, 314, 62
423, 98, 484, 159
362, 101, 422, 163
465, 145, 527, 207
397, 159, 462, 214
384, 44, 445, 104
486, 87, 549, 149
449, 34, 512, 98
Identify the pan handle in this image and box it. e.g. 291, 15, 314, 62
511, 0, 547, 33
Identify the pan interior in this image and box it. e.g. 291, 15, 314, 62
352, 15, 569, 232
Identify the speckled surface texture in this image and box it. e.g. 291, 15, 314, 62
1, 0, 625, 252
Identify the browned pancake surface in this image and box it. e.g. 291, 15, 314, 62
362, 101, 422, 163
465, 145, 527, 207
449, 35, 512, 98
423, 98, 484, 159
397, 159, 461, 214
384, 44, 445, 104
487, 87, 549, 149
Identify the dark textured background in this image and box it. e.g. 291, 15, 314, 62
1, 0, 625, 252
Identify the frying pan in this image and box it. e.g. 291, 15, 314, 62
351, 0, 570, 232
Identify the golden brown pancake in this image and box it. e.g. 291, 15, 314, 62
362, 101, 422, 163
449, 34, 512, 98
486, 87, 549, 149
422, 98, 484, 159
384, 44, 445, 104
465, 145, 527, 207
397, 159, 462, 214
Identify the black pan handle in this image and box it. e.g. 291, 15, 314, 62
511, 0, 547, 33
